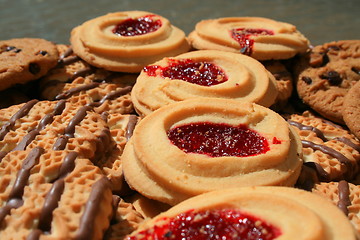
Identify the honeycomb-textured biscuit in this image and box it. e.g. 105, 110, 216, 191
287, 111, 360, 181
0, 148, 113, 239
0, 38, 59, 91
312, 181, 360, 235
294, 40, 360, 124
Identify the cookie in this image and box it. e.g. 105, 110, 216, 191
39, 44, 136, 115
122, 98, 303, 205
262, 60, 294, 111
127, 186, 357, 239
312, 181, 360, 235
0, 148, 113, 239
294, 40, 360, 124
287, 111, 360, 181
343, 80, 360, 139
70, 11, 191, 73
0, 38, 59, 91
188, 16, 309, 60
131, 50, 278, 117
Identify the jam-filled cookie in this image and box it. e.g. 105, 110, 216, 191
286, 111, 360, 181
0, 38, 59, 91
188, 17, 309, 60
122, 98, 303, 205
131, 50, 278, 117
70, 11, 191, 73
126, 186, 357, 240
294, 40, 360, 124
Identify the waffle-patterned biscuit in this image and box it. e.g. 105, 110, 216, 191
131, 50, 278, 117
122, 98, 303, 205
312, 181, 360, 236
105, 196, 144, 240
188, 17, 309, 60
343, 80, 360, 139
0, 148, 113, 239
0, 38, 59, 91
70, 11, 190, 73
287, 111, 360, 181
39, 45, 136, 115
127, 186, 357, 240
294, 40, 360, 124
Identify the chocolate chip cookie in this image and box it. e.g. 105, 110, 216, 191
294, 40, 360, 124
0, 38, 59, 91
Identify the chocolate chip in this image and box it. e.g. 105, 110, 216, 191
351, 67, 360, 75
327, 45, 341, 51
301, 76, 312, 85
37, 50, 48, 56
320, 71, 342, 85
5, 46, 21, 53
29, 63, 40, 75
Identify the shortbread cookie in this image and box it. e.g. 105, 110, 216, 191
131, 50, 278, 117
0, 38, 59, 91
39, 44, 136, 115
127, 186, 357, 240
0, 148, 113, 239
188, 17, 309, 60
287, 111, 360, 181
343, 81, 360, 139
294, 40, 360, 124
70, 11, 191, 73
122, 98, 303, 205
312, 181, 360, 235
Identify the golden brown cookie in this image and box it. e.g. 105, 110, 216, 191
39, 44, 136, 115
287, 111, 360, 181
127, 186, 357, 240
343, 80, 360, 139
312, 181, 360, 236
0, 38, 59, 91
0, 148, 113, 239
122, 98, 303, 205
188, 16, 309, 60
294, 40, 360, 124
70, 11, 191, 73
131, 50, 278, 117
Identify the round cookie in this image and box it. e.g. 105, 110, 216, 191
294, 40, 360, 124
127, 186, 357, 240
131, 49, 278, 117
70, 11, 191, 73
0, 38, 59, 91
343, 80, 360, 139
122, 98, 303, 205
188, 16, 309, 60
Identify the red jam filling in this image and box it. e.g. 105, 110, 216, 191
144, 59, 228, 86
167, 122, 269, 157
231, 28, 274, 55
128, 209, 281, 240
112, 15, 162, 36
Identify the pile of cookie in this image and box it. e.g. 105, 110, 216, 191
0, 10, 359, 240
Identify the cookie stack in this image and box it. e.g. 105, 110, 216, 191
0, 10, 359, 240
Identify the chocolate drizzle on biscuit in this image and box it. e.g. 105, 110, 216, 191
125, 115, 139, 141
0, 99, 38, 141
0, 147, 44, 224
337, 180, 351, 216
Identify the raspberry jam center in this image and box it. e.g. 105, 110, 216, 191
167, 122, 269, 157
144, 59, 228, 86
128, 209, 281, 240
231, 28, 274, 55
112, 15, 162, 36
